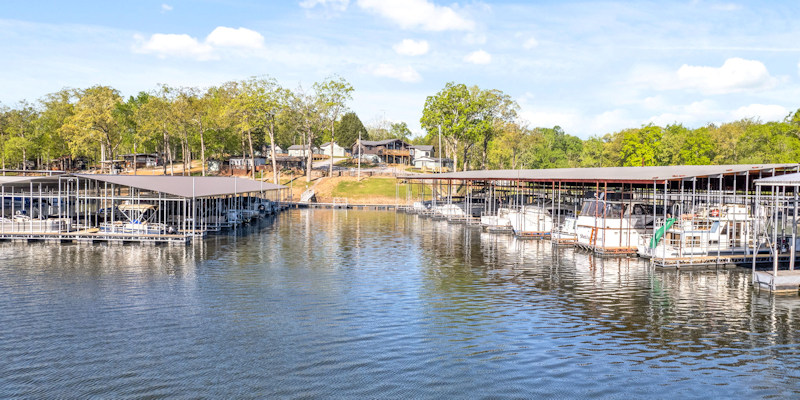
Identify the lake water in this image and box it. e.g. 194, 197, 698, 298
1, 209, 800, 398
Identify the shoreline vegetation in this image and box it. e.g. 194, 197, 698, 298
2, 77, 799, 190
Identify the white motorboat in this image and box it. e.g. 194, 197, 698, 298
575, 199, 653, 254
480, 207, 512, 232
637, 204, 758, 259
507, 206, 554, 238
552, 215, 578, 244
99, 203, 166, 235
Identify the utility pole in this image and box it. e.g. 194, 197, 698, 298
357, 130, 362, 181
438, 124, 443, 174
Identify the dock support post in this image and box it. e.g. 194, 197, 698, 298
791, 187, 797, 271
773, 186, 779, 277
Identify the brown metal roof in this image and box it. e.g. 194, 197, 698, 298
74, 174, 285, 198
398, 164, 799, 183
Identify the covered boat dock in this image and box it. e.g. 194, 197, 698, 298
0, 173, 288, 244
752, 172, 800, 291
398, 164, 800, 270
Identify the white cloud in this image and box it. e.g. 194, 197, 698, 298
357, 0, 475, 31
365, 64, 422, 82
134, 33, 215, 60
393, 39, 429, 56
161, 4, 173, 12
631, 58, 778, 95
676, 57, 777, 94
732, 104, 788, 122
206, 27, 264, 49
522, 37, 538, 49
464, 50, 491, 64
134, 26, 264, 60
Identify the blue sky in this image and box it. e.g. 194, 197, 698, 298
1, 0, 799, 138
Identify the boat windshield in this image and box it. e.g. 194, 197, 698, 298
580, 200, 624, 217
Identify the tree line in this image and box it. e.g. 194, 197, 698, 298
0, 76, 361, 183
420, 82, 800, 170
3, 78, 800, 182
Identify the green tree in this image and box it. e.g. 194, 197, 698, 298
487, 121, 525, 169
315, 75, 354, 177
655, 123, 712, 165
3, 101, 39, 169
786, 108, 800, 127
472, 87, 517, 169
619, 124, 661, 166
135, 86, 180, 174
202, 83, 238, 171
284, 84, 324, 182
115, 92, 152, 174
579, 136, 604, 167
677, 126, 712, 165
389, 122, 412, 141
235, 77, 285, 182
708, 119, 753, 164
37, 89, 77, 167
335, 112, 368, 148
61, 86, 123, 170
737, 122, 800, 163
0, 104, 8, 169
420, 82, 477, 171
171, 87, 202, 176
520, 126, 582, 169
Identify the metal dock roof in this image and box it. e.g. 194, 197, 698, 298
399, 164, 799, 184
754, 172, 800, 186
74, 174, 284, 197
0, 174, 285, 198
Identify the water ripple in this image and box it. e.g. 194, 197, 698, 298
2, 210, 800, 398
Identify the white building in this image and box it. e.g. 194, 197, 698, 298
287, 145, 320, 158
412, 157, 453, 171
320, 142, 348, 158
262, 144, 284, 156
409, 145, 435, 160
